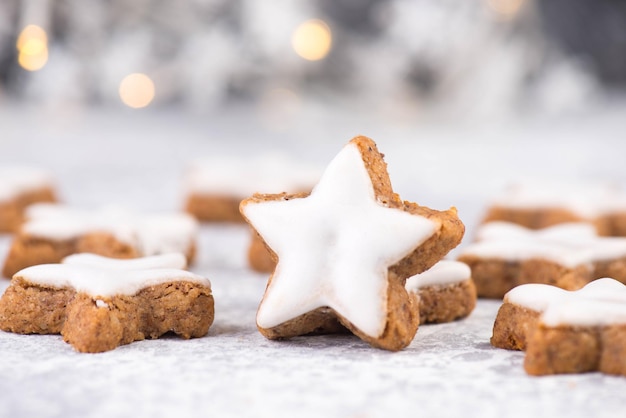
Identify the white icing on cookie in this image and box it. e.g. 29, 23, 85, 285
505, 278, 626, 326
22, 204, 197, 257
63, 252, 187, 270
185, 153, 321, 197
134, 213, 197, 256
490, 181, 626, 218
24, 204, 137, 244
405, 260, 471, 291
0, 166, 54, 202
15, 253, 209, 297
461, 222, 626, 267
243, 142, 438, 338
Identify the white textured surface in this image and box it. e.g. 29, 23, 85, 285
1, 102, 626, 417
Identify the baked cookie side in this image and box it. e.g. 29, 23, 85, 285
491, 279, 626, 376
0, 253, 214, 353
405, 260, 476, 324
2, 232, 138, 278
0, 277, 74, 334
0, 187, 56, 233
63, 281, 214, 353
242, 136, 463, 351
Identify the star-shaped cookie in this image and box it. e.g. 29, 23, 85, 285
491, 278, 626, 376
0, 253, 214, 353
405, 260, 476, 324
2, 204, 198, 278
240, 136, 464, 351
482, 181, 626, 236
458, 221, 626, 298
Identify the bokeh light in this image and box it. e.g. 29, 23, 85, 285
291, 19, 332, 61
486, 0, 526, 20
118, 73, 156, 109
16, 25, 49, 71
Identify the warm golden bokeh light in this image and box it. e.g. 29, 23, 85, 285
486, 0, 526, 20
17, 25, 48, 51
18, 49, 48, 72
119, 73, 156, 109
16, 25, 49, 71
291, 19, 332, 61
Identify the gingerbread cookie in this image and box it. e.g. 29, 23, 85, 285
0, 166, 56, 233
457, 221, 626, 298
2, 204, 198, 278
184, 153, 321, 222
0, 252, 214, 353
248, 230, 276, 273
405, 260, 476, 324
491, 278, 626, 376
240, 136, 464, 351
482, 181, 626, 236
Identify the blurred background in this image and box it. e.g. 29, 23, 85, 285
1, 0, 625, 227
3, 0, 626, 114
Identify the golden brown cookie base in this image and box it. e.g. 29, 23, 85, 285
185, 194, 245, 223
457, 256, 591, 299
0, 278, 74, 334
248, 231, 276, 273
593, 258, 626, 285
258, 277, 421, 352
2, 233, 196, 279
416, 279, 477, 324
481, 207, 584, 231
244, 136, 465, 351
0, 187, 56, 233
0, 277, 214, 353
596, 212, 626, 237
482, 206, 626, 237
524, 323, 626, 376
2, 233, 139, 278
490, 302, 540, 350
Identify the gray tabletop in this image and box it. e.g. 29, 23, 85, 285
1, 103, 626, 418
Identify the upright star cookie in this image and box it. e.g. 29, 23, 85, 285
240, 136, 464, 351
0, 253, 214, 353
491, 278, 626, 376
